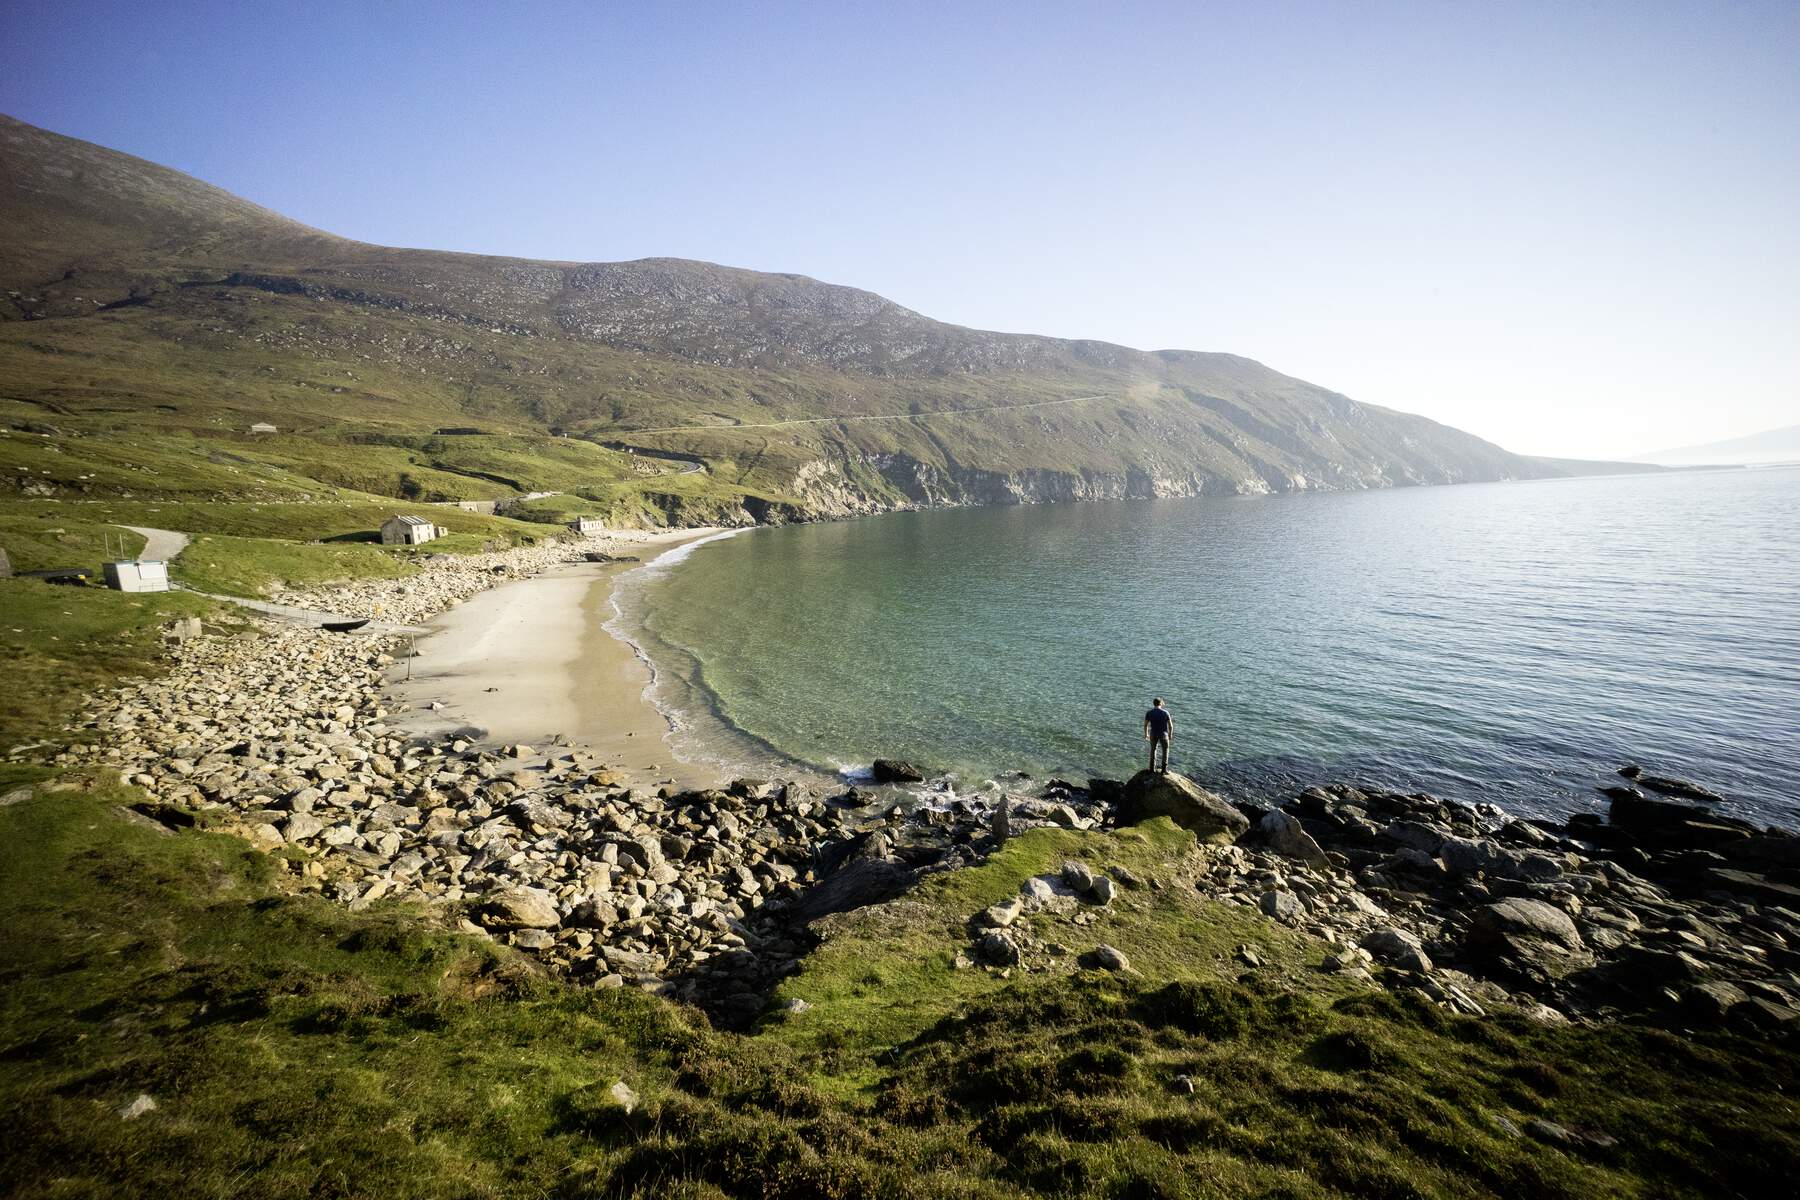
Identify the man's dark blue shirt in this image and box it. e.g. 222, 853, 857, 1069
1145, 707, 1171, 737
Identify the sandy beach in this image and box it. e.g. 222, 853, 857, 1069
389, 528, 727, 791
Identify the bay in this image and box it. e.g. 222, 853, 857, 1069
611, 467, 1800, 822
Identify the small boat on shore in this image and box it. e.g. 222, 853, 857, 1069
320, 618, 371, 633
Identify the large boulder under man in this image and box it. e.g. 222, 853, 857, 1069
1116, 770, 1249, 844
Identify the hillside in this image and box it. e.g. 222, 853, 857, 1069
1633, 423, 1800, 466
1, 113, 1643, 528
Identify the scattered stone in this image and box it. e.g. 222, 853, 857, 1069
869, 759, 926, 784
1259, 809, 1329, 870
1526, 1118, 1576, 1147
282, 813, 324, 842
1361, 927, 1433, 974
118, 1094, 157, 1120
1684, 980, 1748, 1023
975, 898, 1024, 928
976, 931, 1021, 967
1633, 773, 1726, 804
1260, 889, 1305, 924
1439, 835, 1503, 876
1085, 944, 1132, 972
487, 886, 561, 929
1061, 860, 1096, 892
1469, 898, 1592, 979
606, 1081, 640, 1115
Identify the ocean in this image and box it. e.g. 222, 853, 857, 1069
609, 466, 1800, 824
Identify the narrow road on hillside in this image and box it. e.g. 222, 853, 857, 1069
615, 393, 1112, 438
117, 525, 190, 561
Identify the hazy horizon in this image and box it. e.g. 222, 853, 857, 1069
2, 1, 1795, 459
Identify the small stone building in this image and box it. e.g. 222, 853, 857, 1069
380, 515, 443, 546
249, 422, 278, 434
571, 516, 605, 536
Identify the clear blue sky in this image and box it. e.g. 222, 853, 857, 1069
3, 1, 1795, 458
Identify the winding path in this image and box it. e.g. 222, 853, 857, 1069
117, 524, 190, 562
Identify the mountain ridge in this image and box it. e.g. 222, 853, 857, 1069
1631, 423, 1800, 466
0, 113, 1651, 524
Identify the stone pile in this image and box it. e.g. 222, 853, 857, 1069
269, 541, 582, 626
59, 614, 892, 1012
1215, 779, 1800, 1032
962, 858, 1137, 973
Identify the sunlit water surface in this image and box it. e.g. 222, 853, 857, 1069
610, 468, 1799, 823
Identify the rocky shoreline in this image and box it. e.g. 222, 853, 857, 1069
36, 539, 1800, 1036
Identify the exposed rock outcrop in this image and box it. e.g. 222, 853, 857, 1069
1117, 770, 1249, 844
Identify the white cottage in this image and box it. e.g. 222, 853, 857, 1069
380, 515, 442, 546
571, 516, 605, 536
249, 422, 278, 434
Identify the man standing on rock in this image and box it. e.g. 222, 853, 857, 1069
1143, 698, 1173, 774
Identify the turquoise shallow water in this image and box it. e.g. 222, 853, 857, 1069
611, 467, 1800, 823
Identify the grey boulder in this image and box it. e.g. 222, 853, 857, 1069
1469, 897, 1593, 979
1361, 926, 1434, 973
870, 759, 926, 784
487, 886, 562, 929
1439, 835, 1503, 876
1259, 810, 1329, 870
975, 898, 1023, 928
976, 931, 1021, 966
1084, 944, 1132, 972
1260, 889, 1306, 924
